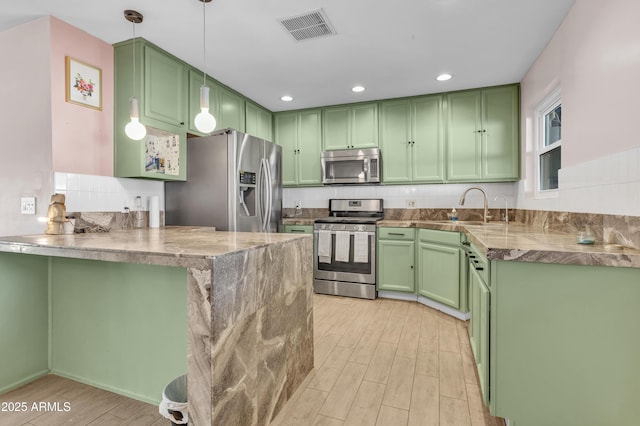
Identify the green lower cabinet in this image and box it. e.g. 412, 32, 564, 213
282, 224, 313, 234
417, 241, 461, 309
416, 229, 466, 310
490, 261, 640, 426
468, 264, 489, 405
377, 228, 415, 292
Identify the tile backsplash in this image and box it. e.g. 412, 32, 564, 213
283, 182, 518, 210
54, 172, 164, 213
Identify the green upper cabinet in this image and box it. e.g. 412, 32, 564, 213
380, 95, 445, 183
274, 109, 322, 186
187, 70, 218, 136
144, 45, 188, 129
217, 85, 245, 132
446, 85, 519, 182
114, 38, 187, 180
187, 70, 247, 135
245, 101, 273, 141
322, 103, 378, 150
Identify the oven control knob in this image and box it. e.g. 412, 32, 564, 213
340, 225, 346, 231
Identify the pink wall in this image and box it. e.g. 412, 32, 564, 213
50, 17, 114, 176
0, 17, 54, 236
521, 0, 640, 170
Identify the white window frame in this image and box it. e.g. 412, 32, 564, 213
535, 87, 562, 198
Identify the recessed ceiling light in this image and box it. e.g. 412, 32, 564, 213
281, 95, 293, 102
436, 73, 453, 81
352, 85, 365, 93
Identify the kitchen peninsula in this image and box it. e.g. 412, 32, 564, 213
0, 227, 313, 425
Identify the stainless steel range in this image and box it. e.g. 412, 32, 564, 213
314, 199, 384, 300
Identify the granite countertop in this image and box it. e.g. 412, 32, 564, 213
0, 226, 310, 267
379, 220, 640, 268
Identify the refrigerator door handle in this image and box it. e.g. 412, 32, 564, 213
265, 160, 273, 232
261, 158, 271, 231
258, 158, 266, 231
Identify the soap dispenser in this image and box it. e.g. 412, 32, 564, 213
450, 208, 458, 221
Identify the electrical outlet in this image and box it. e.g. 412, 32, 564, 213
21, 197, 36, 215
295, 200, 302, 209
406, 199, 416, 209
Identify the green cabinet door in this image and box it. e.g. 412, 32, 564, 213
377, 228, 416, 293
274, 112, 298, 186
245, 101, 273, 141
481, 85, 519, 180
446, 85, 519, 182
380, 96, 444, 183
217, 86, 245, 132
274, 109, 322, 186
412, 95, 445, 182
297, 109, 323, 185
469, 265, 489, 405
351, 103, 379, 149
377, 239, 415, 292
187, 71, 218, 136
322, 106, 351, 150
322, 103, 378, 150
417, 242, 461, 309
446, 90, 482, 181
144, 45, 187, 129
379, 99, 412, 182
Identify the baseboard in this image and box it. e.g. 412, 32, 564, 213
377, 291, 470, 321
377, 291, 418, 302
417, 296, 470, 321
49, 369, 160, 405
0, 369, 50, 394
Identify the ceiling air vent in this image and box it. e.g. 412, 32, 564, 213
279, 9, 337, 42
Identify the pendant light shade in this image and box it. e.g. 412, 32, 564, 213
124, 10, 146, 141
194, 85, 216, 133
194, 0, 216, 134
125, 97, 146, 140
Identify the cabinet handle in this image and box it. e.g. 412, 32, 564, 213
482, 129, 487, 133
388, 232, 406, 236
475, 267, 484, 271
410, 265, 414, 269
462, 241, 470, 246
180, 122, 185, 126
290, 229, 306, 233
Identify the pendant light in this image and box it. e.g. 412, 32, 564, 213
124, 10, 147, 141
194, 0, 217, 134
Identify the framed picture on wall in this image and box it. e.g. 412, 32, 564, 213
65, 56, 102, 110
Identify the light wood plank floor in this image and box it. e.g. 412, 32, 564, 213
0, 375, 164, 425
1, 295, 505, 426
271, 294, 505, 426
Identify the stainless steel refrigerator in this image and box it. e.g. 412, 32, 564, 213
165, 129, 282, 232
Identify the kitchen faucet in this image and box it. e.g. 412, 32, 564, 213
494, 195, 509, 224
459, 187, 490, 223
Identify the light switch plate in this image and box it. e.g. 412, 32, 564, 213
21, 197, 36, 215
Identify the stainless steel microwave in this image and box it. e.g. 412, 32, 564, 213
321, 148, 381, 184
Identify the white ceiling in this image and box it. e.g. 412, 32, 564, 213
0, 0, 575, 112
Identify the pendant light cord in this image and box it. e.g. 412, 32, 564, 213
202, 1, 207, 85
132, 21, 136, 97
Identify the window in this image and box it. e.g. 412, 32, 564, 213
537, 89, 562, 193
